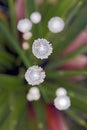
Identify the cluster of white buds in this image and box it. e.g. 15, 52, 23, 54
17, 18, 32, 50
27, 87, 40, 101
17, 11, 42, 34
17, 11, 42, 51
54, 87, 71, 110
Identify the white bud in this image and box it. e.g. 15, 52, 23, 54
30, 12, 41, 24
26, 93, 34, 101
23, 32, 32, 40
26, 87, 40, 101
25, 66, 46, 85
48, 17, 65, 33
22, 42, 30, 50
17, 18, 32, 33
54, 95, 71, 110
32, 38, 53, 59
56, 87, 67, 96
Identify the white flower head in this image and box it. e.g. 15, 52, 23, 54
56, 87, 67, 97
26, 87, 40, 101
30, 11, 41, 24
48, 17, 65, 33
25, 65, 46, 85
32, 38, 53, 59
17, 18, 32, 33
23, 31, 32, 40
54, 95, 71, 110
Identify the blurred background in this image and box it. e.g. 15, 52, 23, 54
0, 0, 87, 130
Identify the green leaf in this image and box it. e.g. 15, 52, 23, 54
18, 110, 30, 130
47, 70, 87, 77
47, 38, 87, 70
25, 0, 37, 17
0, 22, 30, 67
0, 74, 27, 91
0, 94, 26, 130
66, 109, 87, 128
0, 51, 15, 69
53, 7, 87, 56
8, 0, 18, 39
33, 101, 48, 130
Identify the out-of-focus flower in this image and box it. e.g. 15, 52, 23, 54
54, 95, 71, 110
30, 12, 42, 24
26, 87, 40, 101
25, 66, 46, 85
32, 38, 53, 59
48, 17, 65, 33
17, 18, 32, 33
56, 87, 67, 97
23, 32, 32, 40
22, 42, 30, 50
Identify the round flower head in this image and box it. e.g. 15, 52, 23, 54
26, 87, 40, 101
25, 66, 46, 85
17, 18, 32, 33
30, 11, 41, 24
54, 95, 71, 110
32, 38, 53, 59
48, 17, 65, 33
56, 87, 67, 97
